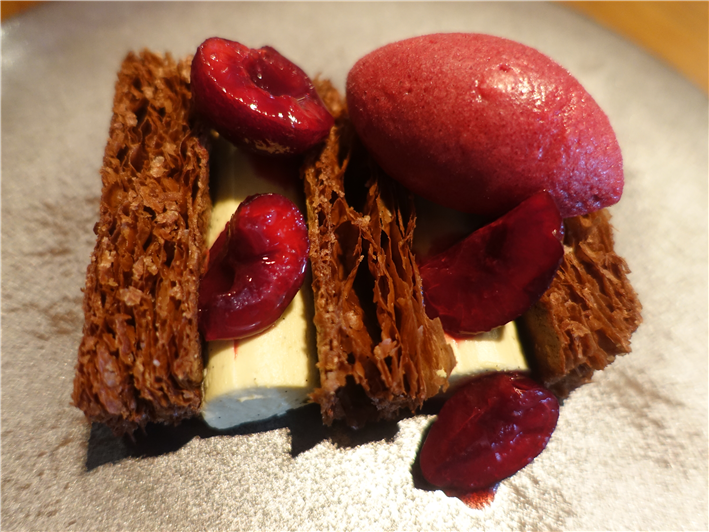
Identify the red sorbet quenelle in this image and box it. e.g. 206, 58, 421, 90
346, 33, 623, 218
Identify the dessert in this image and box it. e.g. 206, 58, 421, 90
72, 51, 211, 435
75, 36, 641, 498
346, 33, 624, 218
73, 43, 530, 435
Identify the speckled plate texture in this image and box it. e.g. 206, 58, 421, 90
2, 2, 707, 530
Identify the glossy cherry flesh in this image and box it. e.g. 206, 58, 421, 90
191, 37, 334, 155
198, 194, 309, 341
419, 191, 564, 335
420, 372, 559, 491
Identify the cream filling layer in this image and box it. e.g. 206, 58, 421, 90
200, 142, 317, 430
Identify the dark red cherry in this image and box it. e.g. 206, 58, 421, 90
418, 191, 564, 335
191, 37, 334, 154
198, 193, 309, 341
420, 372, 559, 491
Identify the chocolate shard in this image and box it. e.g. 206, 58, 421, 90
518, 209, 642, 397
72, 51, 211, 436
303, 80, 456, 428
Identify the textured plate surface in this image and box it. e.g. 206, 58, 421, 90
2, 2, 707, 530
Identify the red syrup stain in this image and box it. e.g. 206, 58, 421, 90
444, 483, 498, 510
245, 151, 301, 193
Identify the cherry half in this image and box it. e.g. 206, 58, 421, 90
198, 194, 309, 341
420, 372, 559, 492
191, 37, 334, 155
418, 191, 564, 335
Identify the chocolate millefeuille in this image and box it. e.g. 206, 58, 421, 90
72, 51, 211, 435
74, 45, 641, 438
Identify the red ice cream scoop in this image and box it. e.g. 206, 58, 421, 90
346, 33, 623, 218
